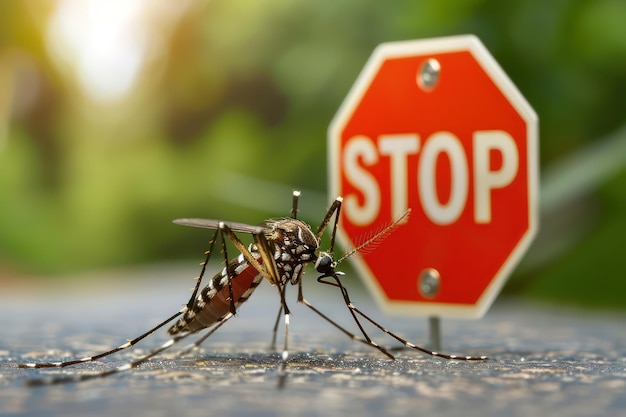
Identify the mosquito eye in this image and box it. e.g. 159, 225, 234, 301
315, 253, 334, 274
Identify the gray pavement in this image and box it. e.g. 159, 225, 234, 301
1, 264, 625, 417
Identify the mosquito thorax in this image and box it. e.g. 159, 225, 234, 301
264, 218, 320, 284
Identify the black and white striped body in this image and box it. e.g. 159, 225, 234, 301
168, 250, 263, 334
169, 218, 320, 335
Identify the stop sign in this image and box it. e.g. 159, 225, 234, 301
328, 35, 538, 318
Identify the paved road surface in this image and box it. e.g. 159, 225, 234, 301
1, 264, 625, 417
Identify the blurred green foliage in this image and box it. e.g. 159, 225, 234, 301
0, 1, 625, 308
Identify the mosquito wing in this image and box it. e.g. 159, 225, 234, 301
173, 218, 266, 235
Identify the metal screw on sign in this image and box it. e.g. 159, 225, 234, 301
418, 268, 440, 298
419, 268, 442, 351
417, 58, 440, 91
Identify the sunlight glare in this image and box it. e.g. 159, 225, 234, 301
47, 0, 155, 102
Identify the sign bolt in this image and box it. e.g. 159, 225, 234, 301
417, 58, 440, 91
418, 268, 440, 298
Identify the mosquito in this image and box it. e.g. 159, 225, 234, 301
18, 191, 487, 386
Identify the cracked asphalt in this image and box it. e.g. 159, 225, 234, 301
1, 264, 625, 417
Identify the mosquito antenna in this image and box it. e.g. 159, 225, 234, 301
336, 209, 410, 264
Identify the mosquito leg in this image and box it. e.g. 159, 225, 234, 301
270, 305, 283, 350
315, 197, 342, 247
18, 310, 183, 369
296, 280, 394, 359
280, 283, 290, 360
23, 327, 202, 386
217, 221, 291, 385
328, 274, 488, 362
218, 228, 238, 316
233, 224, 288, 353
19, 229, 224, 370
291, 190, 300, 219
297, 297, 395, 360
316, 275, 374, 344
186, 228, 220, 310
274, 281, 292, 389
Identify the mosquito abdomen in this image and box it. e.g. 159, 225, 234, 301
169, 254, 263, 334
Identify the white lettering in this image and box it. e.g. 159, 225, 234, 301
418, 132, 468, 225
343, 135, 380, 226
342, 130, 519, 227
473, 131, 519, 223
378, 134, 419, 223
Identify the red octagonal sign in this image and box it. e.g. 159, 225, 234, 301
329, 35, 539, 318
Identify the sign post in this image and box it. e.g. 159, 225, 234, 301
328, 35, 538, 346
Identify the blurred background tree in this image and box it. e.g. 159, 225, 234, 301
1, 0, 625, 308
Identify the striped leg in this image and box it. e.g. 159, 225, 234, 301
186, 228, 220, 310
218, 227, 238, 316
22, 319, 231, 386
319, 274, 488, 361
270, 190, 303, 352
18, 311, 183, 370
216, 221, 291, 387
19, 232, 220, 372
315, 197, 342, 247
275, 280, 291, 389
270, 305, 283, 350
296, 279, 395, 360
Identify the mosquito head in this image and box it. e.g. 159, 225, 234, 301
314, 252, 337, 275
